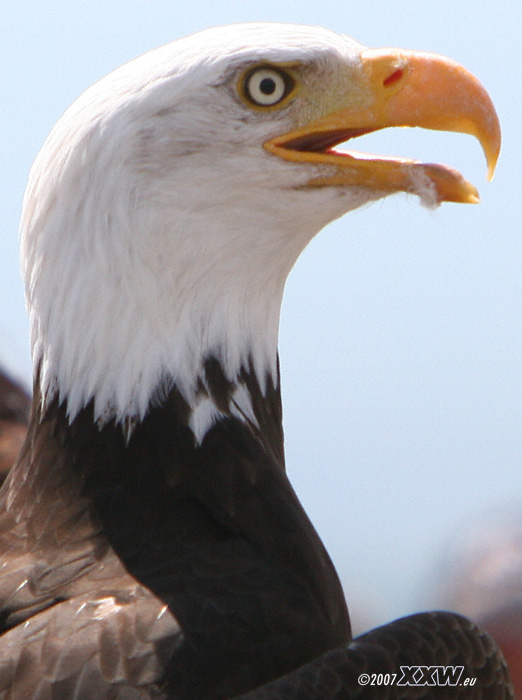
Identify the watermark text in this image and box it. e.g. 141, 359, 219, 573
358, 666, 477, 687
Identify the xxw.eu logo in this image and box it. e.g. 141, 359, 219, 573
397, 666, 473, 686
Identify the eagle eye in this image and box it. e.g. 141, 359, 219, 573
240, 65, 296, 109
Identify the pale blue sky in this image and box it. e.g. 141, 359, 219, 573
1, 0, 521, 626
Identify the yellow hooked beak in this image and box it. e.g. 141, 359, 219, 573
264, 49, 500, 204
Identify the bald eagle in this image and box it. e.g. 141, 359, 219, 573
0, 23, 512, 699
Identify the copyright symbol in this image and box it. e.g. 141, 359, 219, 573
358, 673, 370, 686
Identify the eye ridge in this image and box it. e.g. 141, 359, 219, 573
242, 65, 295, 108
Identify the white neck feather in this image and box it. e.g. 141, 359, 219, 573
22, 168, 311, 435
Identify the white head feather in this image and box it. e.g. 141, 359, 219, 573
21, 23, 384, 440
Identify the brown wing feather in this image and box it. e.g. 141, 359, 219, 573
232, 612, 514, 700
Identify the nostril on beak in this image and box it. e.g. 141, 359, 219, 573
383, 68, 404, 88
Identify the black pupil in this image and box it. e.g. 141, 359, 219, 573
260, 77, 276, 95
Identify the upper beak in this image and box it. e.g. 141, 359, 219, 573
264, 49, 501, 204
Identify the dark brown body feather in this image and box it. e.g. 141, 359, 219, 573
0, 367, 350, 698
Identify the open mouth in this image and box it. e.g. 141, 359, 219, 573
281, 128, 378, 153
264, 125, 481, 205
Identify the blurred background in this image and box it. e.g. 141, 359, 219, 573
2, 0, 521, 670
